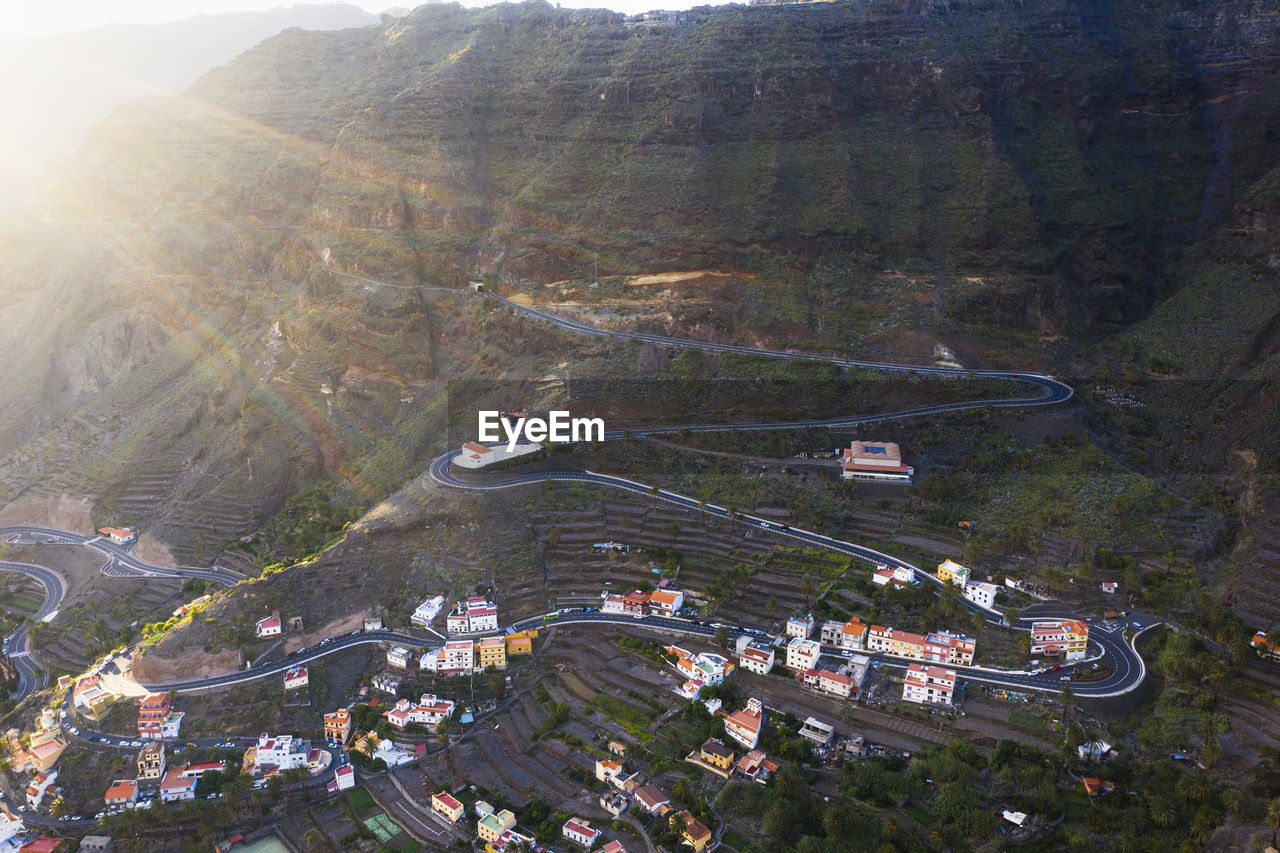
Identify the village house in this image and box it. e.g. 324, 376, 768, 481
595, 758, 625, 786
599, 790, 628, 816
327, 763, 356, 793
283, 665, 309, 691
632, 785, 670, 814
562, 817, 602, 848
673, 811, 712, 851
97, 527, 136, 544
505, 630, 536, 656
477, 808, 517, 843
800, 668, 857, 699
447, 595, 500, 633
841, 616, 870, 649
737, 640, 775, 675
717, 698, 764, 749
820, 620, 845, 645
621, 589, 649, 615
1030, 620, 1090, 661
136, 742, 166, 784
1100, 582, 1118, 594
902, 664, 956, 705
1082, 777, 1116, 797
866, 625, 976, 666
786, 614, 814, 639
255, 611, 282, 639
785, 637, 822, 671
666, 645, 732, 684
385, 694, 455, 729
103, 780, 138, 808
159, 768, 197, 803
841, 441, 912, 482
699, 738, 735, 771
1251, 631, 1280, 661
386, 647, 411, 669
647, 589, 684, 615
136, 693, 184, 740
963, 581, 999, 609
244, 733, 311, 776
0, 814, 23, 850
324, 709, 352, 746
73, 675, 115, 723
733, 749, 777, 783
936, 559, 970, 587
411, 596, 444, 628
489, 828, 537, 852
477, 636, 507, 670
435, 639, 476, 675
799, 717, 834, 746
24, 770, 58, 809
27, 730, 66, 774
601, 841, 631, 853
432, 791, 465, 822
873, 565, 916, 589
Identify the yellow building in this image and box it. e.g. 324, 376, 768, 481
28, 730, 67, 772
674, 811, 712, 851
431, 791, 464, 823
937, 559, 969, 585
505, 630, 536, 656
478, 809, 517, 843
477, 636, 507, 670
699, 738, 735, 771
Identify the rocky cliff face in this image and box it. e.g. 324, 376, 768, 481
0, 0, 1277, 560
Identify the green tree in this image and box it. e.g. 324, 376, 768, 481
1267, 796, 1280, 849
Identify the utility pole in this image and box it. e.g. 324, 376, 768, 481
593, 253, 598, 285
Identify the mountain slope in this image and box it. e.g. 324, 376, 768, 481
0, 0, 1277, 574
0, 3, 380, 207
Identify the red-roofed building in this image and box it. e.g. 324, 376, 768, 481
104, 779, 138, 806
562, 817, 602, 847
97, 527, 136, 544
841, 441, 912, 482
255, 611, 282, 638
20, 838, 63, 853
717, 698, 764, 749
1030, 620, 1090, 661
902, 663, 956, 705
647, 589, 684, 615
621, 590, 649, 615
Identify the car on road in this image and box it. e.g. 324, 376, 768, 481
1059, 675, 1071, 681
1131, 621, 1143, 630
1049, 664, 1062, 672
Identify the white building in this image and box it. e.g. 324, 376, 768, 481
601, 594, 626, 614
738, 641, 775, 675
647, 589, 684, 615
283, 665, 309, 690
799, 716, 835, 746
0, 812, 22, 848
717, 698, 764, 749
562, 817, 602, 848
819, 620, 845, 646
371, 672, 401, 695
785, 614, 814, 639
327, 763, 356, 793
963, 581, 999, 609
411, 595, 444, 628
840, 617, 869, 650
785, 637, 822, 672
387, 647, 411, 669
873, 565, 916, 588
453, 440, 542, 470
255, 611, 282, 638
160, 768, 197, 802
436, 639, 475, 675
385, 694, 456, 729
446, 596, 499, 634
1030, 620, 1089, 661
902, 664, 956, 705
249, 733, 311, 775
25, 770, 58, 809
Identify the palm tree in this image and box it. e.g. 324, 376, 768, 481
1267, 796, 1280, 849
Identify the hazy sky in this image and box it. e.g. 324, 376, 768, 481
4, 0, 702, 39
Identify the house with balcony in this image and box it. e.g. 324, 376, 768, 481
137, 693, 184, 740
737, 640, 775, 675
937, 559, 970, 587
902, 664, 956, 705
1030, 620, 1090, 661
786, 614, 814, 639
841, 441, 912, 482
785, 637, 822, 672
717, 698, 764, 749
324, 709, 352, 747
